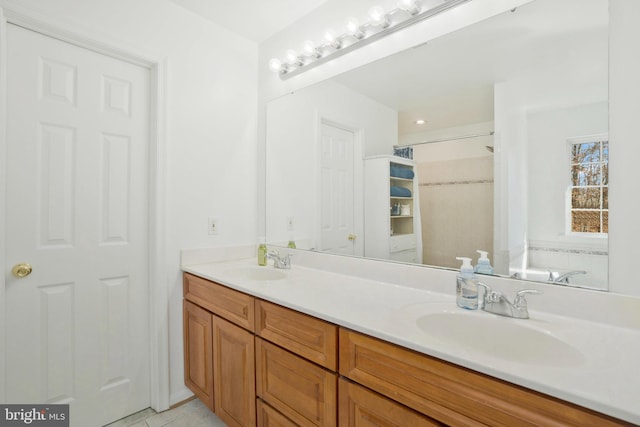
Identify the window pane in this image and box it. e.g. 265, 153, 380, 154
572, 210, 601, 233
572, 142, 600, 164
571, 164, 601, 186
569, 139, 608, 235
572, 188, 601, 209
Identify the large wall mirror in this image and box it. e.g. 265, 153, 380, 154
266, 0, 609, 290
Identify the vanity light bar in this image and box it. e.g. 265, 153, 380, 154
269, 0, 472, 80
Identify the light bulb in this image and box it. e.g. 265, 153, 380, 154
345, 17, 365, 39
303, 40, 321, 58
268, 58, 283, 73
303, 40, 315, 55
398, 0, 421, 15
368, 6, 390, 28
285, 49, 300, 65
324, 29, 342, 49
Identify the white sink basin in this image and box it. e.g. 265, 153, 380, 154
416, 310, 585, 367
223, 266, 287, 281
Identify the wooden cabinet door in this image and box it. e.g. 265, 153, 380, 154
256, 338, 337, 427
183, 300, 214, 411
212, 315, 256, 427
339, 378, 443, 427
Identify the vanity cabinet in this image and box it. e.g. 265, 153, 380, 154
183, 273, 338, 427
183, 273, 256, 427
184, 271, 631, 427
364, 155, 422, 263
339, 328, 629, 427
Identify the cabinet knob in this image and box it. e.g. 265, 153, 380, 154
347, 234, 357, 241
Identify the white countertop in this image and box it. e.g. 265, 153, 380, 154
182, 256, 640, 424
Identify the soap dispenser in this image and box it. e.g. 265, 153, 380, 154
474, 250, 494, 275
257, 238, 267, 266
456, 257, 478, 310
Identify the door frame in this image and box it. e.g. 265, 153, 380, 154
0, 6, 170, 411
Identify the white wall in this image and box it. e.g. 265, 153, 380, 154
0, 0, 259, 404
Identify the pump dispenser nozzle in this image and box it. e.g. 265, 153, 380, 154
456, 257, 473, 274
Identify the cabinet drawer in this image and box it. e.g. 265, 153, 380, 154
339, 378, 443, 427
256, 338, 337, 427
389, 234, 416, 252
339, 328, 627, 427
183, 273, 254, 331
257, 398, 298, 427
256, 299, 337, 370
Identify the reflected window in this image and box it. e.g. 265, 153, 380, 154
569, 137, 608, 234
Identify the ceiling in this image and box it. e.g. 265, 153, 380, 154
169, 0, 329, 43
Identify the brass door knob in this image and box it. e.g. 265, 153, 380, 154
12, 263, 33, 278
347, 234, 357, 241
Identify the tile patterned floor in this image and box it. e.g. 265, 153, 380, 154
105, 398, 226, 427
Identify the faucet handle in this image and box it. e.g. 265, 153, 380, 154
514, 289, 542, 308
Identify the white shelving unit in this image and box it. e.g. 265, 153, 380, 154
364, 155, 422, 263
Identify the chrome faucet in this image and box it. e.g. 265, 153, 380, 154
549, 270, 587, 284
477, 282, 541, 319
267, 250, 292, 269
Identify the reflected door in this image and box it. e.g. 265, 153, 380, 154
319, 123, 355, 255
4, 25, 150, 426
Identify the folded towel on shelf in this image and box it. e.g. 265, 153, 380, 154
390, 186, 412, 197
390, 165, 414, 179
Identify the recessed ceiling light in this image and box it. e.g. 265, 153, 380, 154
415, 119, 426, 125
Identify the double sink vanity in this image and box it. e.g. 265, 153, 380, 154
181, 247, 640, 426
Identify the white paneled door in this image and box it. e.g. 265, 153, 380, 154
4, 24, 150, 426
319, 123, 355, 255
